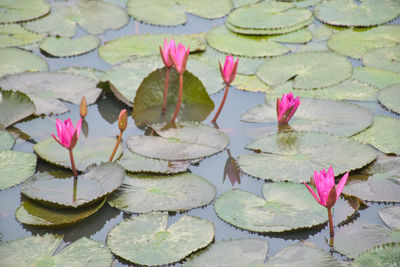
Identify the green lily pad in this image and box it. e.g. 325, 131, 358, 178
22, 162, 124, 208
127, 122, 229, 161
379, 206, 400, 230
23, 1, 129, 37
183, 239, 269, 267
99, 33, 206, 65
293, 0, 322, 8
0, 150, 36, 190
132, 67, 214, 127
241, 98, 373, 137
232, 74, 272, 93
15, 198, 106, 227
108, 172, 216, 213
378, 85, 400, 114
0, 89, 35, 129
214, 182, 327, 232
0, 0, 50, 23
353, 67, 400, 89
353, 115, 400, 155
34, 137, 122, 171
232, 0, 260, 8
0, 24, 45, 48
328, 25, 400, 59
0, 235, 112, 267
256, 51, 352, 89
40, 36, 100, 58
56, 67, 105, 82
0, 131, 14, 150
362, 45, 400, 74
314, 0, 400, 27
238, 132, 376, 182
0, 72, 101, 115
343, 154, 400, 203
228, 2, 312, 30
107, 212, 214, 266
0, 48, 48, 78
308, 24, 333, 41
350, 243, 400, 267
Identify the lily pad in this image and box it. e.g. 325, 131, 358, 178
0, 150, 36, 190
214, 182, 327, 232
232, 74, 272, 93
0, 24, 45, 48
0, 48, 48, 78
353, 115, 400, 155
328, 25, 400, 59
379, 206, 400, 230
183, 239, 269, 267
40, 36, 100, 58
362, 45, 400, 74
0, 72, 101, 115
34, 137, 123, 171
21, 162, 124, 208
378, 85, 400, 114
256, 51, 352, 89
0, 0, 50, 23
117, 150, 190, 174
0, 131, 14, 150
0, 235, 112, 267
132, 67, 214, 127
238, 132, 377, 183
0, 89, 35, 129
99, 33, 206, 65
350, 243, 400, 267
127, 122, 229, 161
353, 67, 400, 89
56, 67, 105, 82
108, 172, 216, 213
241, 98, 373, 137
107, 212, 214, 266
15, 198, 106, 227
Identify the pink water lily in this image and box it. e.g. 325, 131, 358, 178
52, 118, 82, 150
219, 55, 238, 85
160, 38, 175, 68
276, 92, 300, 124
169, 42, 190, 74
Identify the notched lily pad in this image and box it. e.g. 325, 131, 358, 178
379, 206, 400, 230
0, 0, 50, 23
353, 67, 400, 89
350, 243, 400, 267
362, 45, 400, 74
56, 67, 105, 82
0, 24, 45, 48
0, 89, 35, 129
0, 48, 48, 78
40, 36, 101, 58
378, 85, 400, 114
0, 150, 36, 190
0, 130, 15, 150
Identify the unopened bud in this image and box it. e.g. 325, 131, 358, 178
118, 109, 127, 132
80, 96, 87, 118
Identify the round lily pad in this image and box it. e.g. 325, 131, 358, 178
379, 206, 400, 230
314, 0, 400, 27
127, 122, 229, 161
232, 74, 272, 93
350, 243, 400, 267
362, 45, 400, 74
15, 198, 106, 227
56, 67, 105, 82
0, 235, 112, 267
183, 239, 269, 267
241, 98, 373, 137
0, 90, 35, 130
21, 162, 124, 208
34, 137, 123, 171
353, 67, 400, 89
0, 24, 45, 48
0, 48, 48, 78
40, 36, 100, 58
256, 51, 352, 89
108, 172, 216, 213
107, 212, 215, 266
353, 115, 400, 155
378, 85, 400, 114
328, 25, 400, 59
238, 132, 377, 183
0, 150, 36, 191
0, 0, 50, 23
0, 131, 15, 150
214, 183, 327, 232
0, 72, 101, 115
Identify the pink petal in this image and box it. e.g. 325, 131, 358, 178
304, 182, 323, 206
336, 172, 349, 199
51, 134, 65, 147
75, 118, 82, 139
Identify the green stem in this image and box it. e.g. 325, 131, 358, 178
170, 74, 183, 123
162, 67, 170, 114
69, 149, 78, 177
211, 84, 230, 123
328, 208, 334, 238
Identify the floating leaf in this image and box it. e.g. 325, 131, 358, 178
328, 25, 400, 59
0, 90, 35, 129
40, 36, 100, 58
232, 0, 260, 8
127, 122, 229, 161
0, 72, 101, 115
99, 33, 206, 65
379, 206, 400, 230
108, 172, 216, 213
293, 0, 322, 8
256, 51, 352, 89
0, 24, 44, 48
350, 243, 400, 267
362, 45, 400, 74
0, 235, 112, 267
378, 85, 400, 114
22, 162, 124, 208
34, 137, 122, 171
0, 131, 14, 150
232, 74, 272, 93
132, 67, 214, 127
107, 212, 214, 266
185, 58, 223, 95
0, 0, 50, 23
241, 98, 373, 137
353, 67, 400, 89
308, 24, 333, 41
238, 132, 376, 182
214, 183, 327, 232
15, 198, 105, 227
0, 48, 48, 78
353, 115, 400, 155
183, 239, 269, 266
56, 67, 105, 82
0, 150, 36, 190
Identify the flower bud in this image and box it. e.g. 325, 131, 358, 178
80, 96, 87, 118
118, 109, 127, 132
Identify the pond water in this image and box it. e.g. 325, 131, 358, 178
1, 1, 400, 266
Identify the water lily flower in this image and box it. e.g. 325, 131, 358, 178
160, 38, 175, 68
276, 92, 300, 124
169, 42, 190, 74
